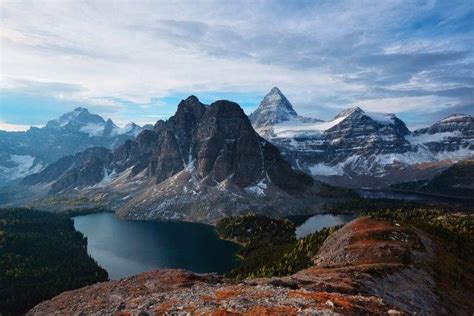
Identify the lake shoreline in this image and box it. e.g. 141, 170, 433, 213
72, 212, 240, 280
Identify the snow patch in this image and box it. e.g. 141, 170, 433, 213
93, 169, 117, 187
439, 114, 469, 123
245, 180, 267, 196
0, 155, 43, 181
79, 123, 105, 136
406, 131, 462, 145
111, 123, 141, 137
308, 163, 344, 176
367, 112, 396, 125
271, 115, 348, 139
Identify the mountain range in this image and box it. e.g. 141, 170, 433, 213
250, 87, 473, 187
0, 107, 152, 185
9, 97, 326, 223
1, 88, 472, 221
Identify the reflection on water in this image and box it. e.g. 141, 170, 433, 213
73, 212, 239, 280
295, 213, 357, 238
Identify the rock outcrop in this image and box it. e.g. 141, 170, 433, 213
14, 97, 323, 223
28, 217, 473, 315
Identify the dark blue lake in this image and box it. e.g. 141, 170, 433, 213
73, 212, 239, 280
74, 212, 357, 280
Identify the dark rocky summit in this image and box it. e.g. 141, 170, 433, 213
28, 217, 473, 315
14, 97, 325, 223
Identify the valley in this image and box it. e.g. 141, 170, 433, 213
0, 91, 472, 314
27, 211, 474, 315
0, 88, 474, 315
2, 1, 473, 313
72, 212, 357, 280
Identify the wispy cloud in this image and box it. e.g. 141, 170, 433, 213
1, 0, 472, 129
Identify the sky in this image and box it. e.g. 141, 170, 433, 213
0, 0, 472, 131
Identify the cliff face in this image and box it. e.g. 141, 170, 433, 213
15, 96, 318, 223
28, 217, 473, 315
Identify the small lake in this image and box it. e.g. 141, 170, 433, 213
295, 213, 358, 238
73, 212, 239, 280
74, 212, 357, 280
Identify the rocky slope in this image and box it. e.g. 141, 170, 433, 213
28, 217, 473, 315
250, 88, 474, 188
392, 159, 474, 197
0, 107, 151, 185
249, 87, 322, 131
14, 97, 326, 223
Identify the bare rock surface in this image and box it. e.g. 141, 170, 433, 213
14, 96, 326, 223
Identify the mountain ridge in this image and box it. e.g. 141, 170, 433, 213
250, 87, 473, 188
12, 97, 327, 223
0, 108, 152, 185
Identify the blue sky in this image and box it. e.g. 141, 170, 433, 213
1, 0, 472, 131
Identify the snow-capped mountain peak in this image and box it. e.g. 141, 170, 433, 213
333, 106, 364, 119
263, 87, 296, 112
111, 122, 143, 137
45, 107, 105, 131
42, 107, 152, 137
438, 114, 471, 123
415, 113, 473, 135
0, 108, 154, 184
249, 87, 298, 129
249, 87, 323, 134
250, 90, 473, 187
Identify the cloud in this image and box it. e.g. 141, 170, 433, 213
0, 0, 472, 127
0, 121, 39, 132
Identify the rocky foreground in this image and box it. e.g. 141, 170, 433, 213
28, 217, 473, 315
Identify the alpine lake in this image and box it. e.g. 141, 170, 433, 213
73, 212, 356, 279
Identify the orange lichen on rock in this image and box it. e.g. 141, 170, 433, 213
314, 217, 420, 267
215, 287, 243, 300
244, 305, 299, 315
152, 300, 176, 315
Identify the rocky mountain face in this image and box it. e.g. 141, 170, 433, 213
392, 159, 474, 197
250, 88, 474, 188
15, 97, 325, 223
0, 107, 151, 185
249, 87, 322, 133
28, 217, 473, 315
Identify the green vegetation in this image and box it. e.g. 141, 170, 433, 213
0, 208, 108, 315
391, 160, 474, 198
216, 214, 296, 246
327, 197, 425, 213
316, 182, 358, 198
216, 214, 340, 279
364, 209, 473, 261
325, 195, 473, 214
365, 209, 474, 291
63, 207, 114, 217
